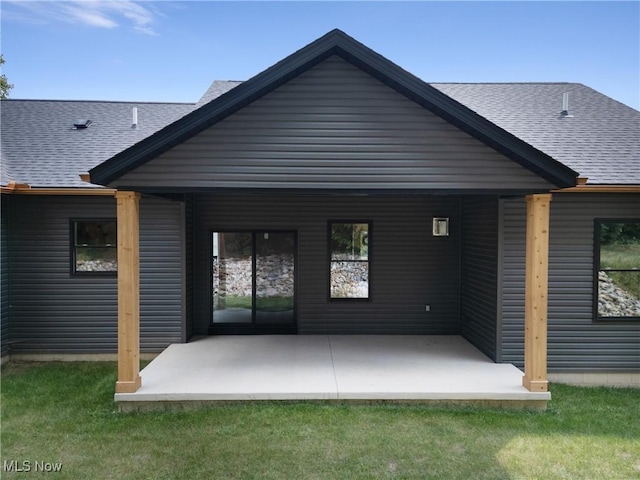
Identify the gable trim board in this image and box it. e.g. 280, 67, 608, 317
89, 30, 577, 189
553, 186, 640, 193
2, 185, 639, 196
1, 187, 116, 195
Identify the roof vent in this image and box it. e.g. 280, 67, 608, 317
560, 92, 573, 118
132, 107, 138, 129
73, 119, 92, 129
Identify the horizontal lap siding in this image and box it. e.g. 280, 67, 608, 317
194, 194, 461, 335
461, 197, 499, 360
501, 194, 640, 371
6, 195, 183, 354
1, 198, 10, 357
139, 197, 184, 350
184, 195, 194, 340
114, 56, 552, 191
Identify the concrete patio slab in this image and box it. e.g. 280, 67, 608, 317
114, 335, 550, 409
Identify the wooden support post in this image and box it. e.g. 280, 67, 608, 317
115, 191, 142, 393
523, 193, 552, 392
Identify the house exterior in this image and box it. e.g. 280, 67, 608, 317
1, 30, 638, 391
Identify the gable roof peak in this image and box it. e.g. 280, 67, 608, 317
90, 29, 578, 188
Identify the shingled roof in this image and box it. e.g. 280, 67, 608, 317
195, 80, 243, 109
1, 100, 194, 187
2, 71, 638, 187
433, 83, 640, 185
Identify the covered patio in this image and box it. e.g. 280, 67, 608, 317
114, 335, 550, 411
92, 31, 570, 410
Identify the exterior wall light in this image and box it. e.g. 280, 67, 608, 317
432, 217, 449, 236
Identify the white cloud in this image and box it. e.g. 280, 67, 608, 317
3, 0, 160, 35
63, 3, 120, 28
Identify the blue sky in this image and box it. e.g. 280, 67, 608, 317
2, 1, 639, 109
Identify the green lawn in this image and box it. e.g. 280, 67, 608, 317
215, 295, 294, 312
601, 244, 640, 269
1, 362, 639, 479
601, 244, 640, 298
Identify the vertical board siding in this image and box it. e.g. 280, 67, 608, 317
501, 194, 640, 371
194, 194, 461, 335
115, 56, 553, 191
6, 195, 184, 354
461, 197, 499, 360
1, 198, 10, 358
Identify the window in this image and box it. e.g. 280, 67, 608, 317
329, 222, 370, 299
71, 220, 117, 274
594, 220, 640, 320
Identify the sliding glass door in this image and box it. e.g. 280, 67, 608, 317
211, 231, 296, 333
212, 232, 253, 324
255, 232, 296, 325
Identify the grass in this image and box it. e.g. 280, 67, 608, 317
2, 362, 640, 479
215, 295, 293, 312
601, 244, 640, 298
601, 244, 640, 270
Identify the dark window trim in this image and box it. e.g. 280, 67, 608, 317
327, 220, 372, 302
593, 218, 640, 322
70, 218, 117, 276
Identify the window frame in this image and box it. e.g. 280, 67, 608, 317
593, 218, 640, 322
70, 218, 118, 276
327, 220, 372, 301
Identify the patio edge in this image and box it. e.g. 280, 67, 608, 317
115, 398, 549, 413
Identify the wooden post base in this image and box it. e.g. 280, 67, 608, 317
116, 376, 142, 393
523, 376, 549, 392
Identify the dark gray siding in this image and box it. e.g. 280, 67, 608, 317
194, 193, 461, 334
1, 197, 10, 358
115, 56, 553, 192
461, 197, 499, 360
184, 194, 195, 340
6, 195, 184, 353
501, 193, 640, 371
139, 197, 185, 350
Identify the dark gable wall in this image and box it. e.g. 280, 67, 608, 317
107, 55, 556, 341
501, 193, 640, 372
113, 56, 554, 192
5, 195, 184, 354
193, 193, 462, 335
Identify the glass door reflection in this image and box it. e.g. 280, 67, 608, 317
212, 231, 296, 331
255, 232, 295, 324
212, 232, 253, 323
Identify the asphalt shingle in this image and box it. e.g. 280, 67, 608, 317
1, 100, 194, 187
432, 83, 640, 184
195, 80, 243, 109
2, 80, 638, 187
